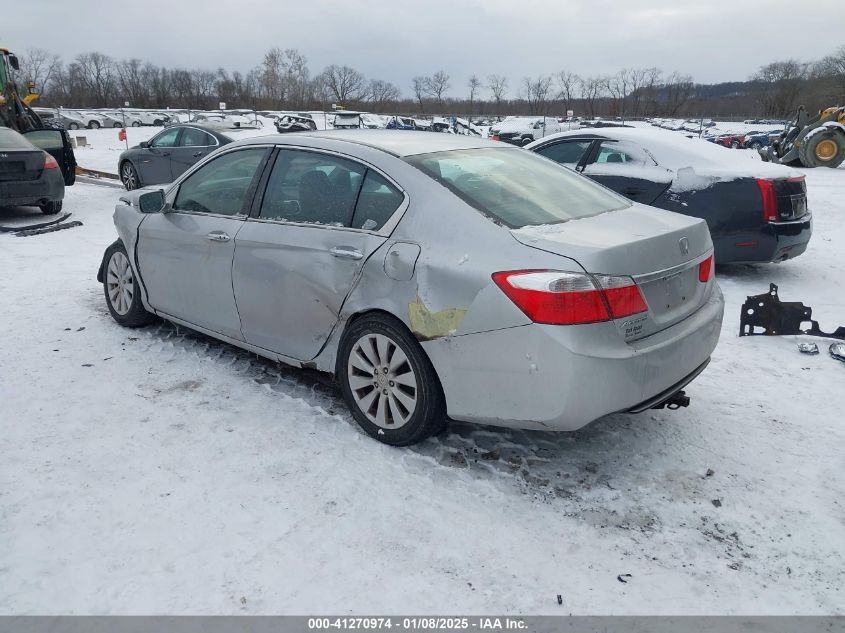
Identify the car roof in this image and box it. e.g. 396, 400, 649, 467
229, 129, 504, 157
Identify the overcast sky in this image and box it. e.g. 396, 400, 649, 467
4, 0, 842, 97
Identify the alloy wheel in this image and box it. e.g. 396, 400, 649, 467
106, 251, 134, 316
121, 164, 137, 190
347, 333, 418, 429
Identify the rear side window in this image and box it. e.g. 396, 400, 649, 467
180, 128, 215, 147
591, 140, 656, 166
406, 147, 630, 228
259, 149, 365, 226
0, 128, 37, 150
351, 171, 404, 230
534, 140, 593, 167
173, 148, 266, 216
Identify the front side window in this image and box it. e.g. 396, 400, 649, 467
406, 147, 630, 228
180, 128, 215, 147
259, 150, 365, 226
535, 140, 593, 167
150, 128, 180, 148
173, 148, 266, 216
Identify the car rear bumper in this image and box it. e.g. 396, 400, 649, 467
715, 214, 812, 263
0, 174, 64, 207
422, 284, 724, 431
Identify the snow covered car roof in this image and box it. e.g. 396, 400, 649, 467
528, 127, 803, 180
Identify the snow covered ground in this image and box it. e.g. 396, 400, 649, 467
1, 143, 844, 614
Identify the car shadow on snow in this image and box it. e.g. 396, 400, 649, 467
104, 311, 717, 523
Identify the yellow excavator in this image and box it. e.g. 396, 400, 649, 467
761, 105, 845, 168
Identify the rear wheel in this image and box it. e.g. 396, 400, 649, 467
39, 200, 62, 215
338, 313, 447, 446
120, 161, 139, 190
112, 121, 122, 128
68, 122, 80, 130
799, 131, 845, 168
131, 121, 141, 127
88, 120, 100, 129
103, 242, 154, 327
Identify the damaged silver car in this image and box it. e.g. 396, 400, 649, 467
97, 131, 724, 446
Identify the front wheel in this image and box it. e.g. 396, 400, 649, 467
103, 242, 154, 327
68, 123, 80, 130
88, 120, 101, 129
131, 121, 141, 127
338, 314, 447, 446
799, 130, 845, 168
120, 161, 139, 190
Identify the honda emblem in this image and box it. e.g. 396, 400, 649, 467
679, 237, 690, 255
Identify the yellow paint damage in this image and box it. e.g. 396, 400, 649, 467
408, 294, 466, 340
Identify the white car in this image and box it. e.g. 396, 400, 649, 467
489, 116, 562, 146
65, 111, 108, 129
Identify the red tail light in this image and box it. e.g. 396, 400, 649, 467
698, 255, 713, 282
756, 178, 778, 222
43, 153, 59, 170
492, 270, 647, 325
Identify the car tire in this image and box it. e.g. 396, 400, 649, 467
337, 313, 447, 446
153, 119, 163, 126
798, 130, 845, 168
131, 121, 141, 127
112, 121, 122, 128
731, 141, 739, 149
69, 123, 80, 130
88, 121, 100, 129
102, 242, 154, 328
39, 200, 62, 215
120, 161, 140, 191
748, 141, 762, 150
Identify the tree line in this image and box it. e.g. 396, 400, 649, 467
14, 44, 845, 118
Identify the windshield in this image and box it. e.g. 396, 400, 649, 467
405, 148, 631, 228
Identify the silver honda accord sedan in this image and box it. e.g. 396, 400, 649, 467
97, 130, 724, 446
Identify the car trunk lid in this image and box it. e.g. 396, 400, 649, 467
511, 204, 714, 341
0, 150, 44, 182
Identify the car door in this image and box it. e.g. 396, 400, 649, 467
169, 127, 218, 180
137, 146, 270, 340
136, 127, 181, 185
233, 148, 405, 360
581, 140, 673, 205
22, 128, 76, 185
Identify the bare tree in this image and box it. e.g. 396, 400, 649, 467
751, 60, 806, 117
320, 64, 367, 105
116, 58, 148, 107
522, 75, 553, 115
814, 44, 845, 101
487, 74, 508, 114
555, 71, 581, 116
663, 72, 695, 116
580, 76, 606, 117
17, 48, 61, 96
426, 70, 450, 110
74, 52, 117, 106
368, 79, 400, 110
412, 76, 427, 112
467, 74, 482, 115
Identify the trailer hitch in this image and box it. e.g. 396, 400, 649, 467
652, 390, 690, 410
739, 284, 845, 340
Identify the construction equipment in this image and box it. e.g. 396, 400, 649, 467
761, 105, 845, 168
0, 48, 44, 132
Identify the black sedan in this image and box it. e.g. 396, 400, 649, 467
118, 124, 232, 190
526, 128, 811, 264
0, 127, 76, 215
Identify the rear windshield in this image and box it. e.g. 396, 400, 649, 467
0, 127, 37, 150
404, 148, 630, 227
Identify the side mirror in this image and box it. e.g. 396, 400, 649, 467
139, 141, 150, 148
138, 189, 165, 214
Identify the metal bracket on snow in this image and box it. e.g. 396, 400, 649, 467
739, 283, 845, 340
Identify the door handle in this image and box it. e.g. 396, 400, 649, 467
206, 231, 230, 242
192, 151, 203, 158
162, 152, 171, 157
329, 246, 363, 260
